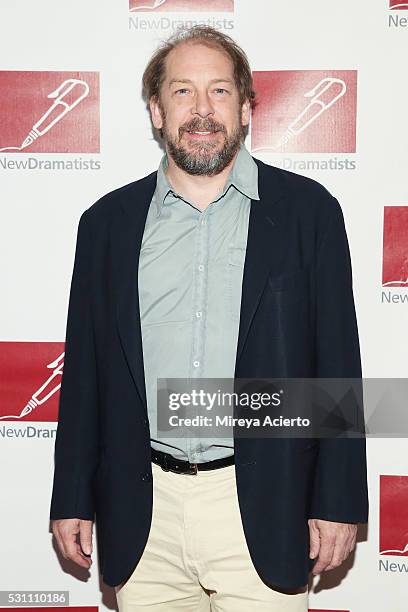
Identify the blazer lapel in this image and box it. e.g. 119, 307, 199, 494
235, 158, 286, 365
112, 172, 157, 416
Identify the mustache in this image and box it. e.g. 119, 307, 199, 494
180, 119, 225, 134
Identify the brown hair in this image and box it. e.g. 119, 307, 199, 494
142, 25, 257, 115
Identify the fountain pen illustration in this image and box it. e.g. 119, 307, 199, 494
0, 78, 89, 153
130, 0, 166, 10
383, 257, 408, 286
253, 77, 347, 152
380, 543, 408, 555
0, 352, 65, 420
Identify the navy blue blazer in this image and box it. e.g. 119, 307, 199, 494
50, 155, 369, 590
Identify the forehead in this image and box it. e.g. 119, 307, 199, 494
163, 41, 234, 81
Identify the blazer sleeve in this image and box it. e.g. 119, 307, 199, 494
308, 195, 369, 524
49, 209, 99, 521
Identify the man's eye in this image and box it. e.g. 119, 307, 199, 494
174, 88, 227, 95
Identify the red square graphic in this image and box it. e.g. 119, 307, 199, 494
251, 70, 357, 154
0, 608, 98, 612
0, 71, 99, 154
380, 475, 408, 556
382, 206, 408, 287
130, 0, 233, 11
390, 0, 408, 9
0, 342, 65, 422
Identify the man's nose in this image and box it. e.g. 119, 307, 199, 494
192, 91, 215, 118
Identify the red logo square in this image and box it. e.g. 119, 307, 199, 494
0, 71, 99, 154
380, 475, 408, 556
251, 70, 357, 154
0, 608, 97, 612
0, 342, 65, 422
390, 1, 408, 9
382, 207, 408, 287
129, 0, 233, 11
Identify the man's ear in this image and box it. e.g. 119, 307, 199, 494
241, 99, 251, 127
150, 96, 164, 130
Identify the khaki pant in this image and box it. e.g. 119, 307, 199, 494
115, 460, 308, 611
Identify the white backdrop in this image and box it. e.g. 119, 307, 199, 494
1, 1, 408, 611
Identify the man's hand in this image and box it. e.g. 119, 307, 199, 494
308, 518, 357, 574
52, 519, 93, 569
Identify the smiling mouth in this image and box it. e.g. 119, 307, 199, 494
185, 130, 220, 138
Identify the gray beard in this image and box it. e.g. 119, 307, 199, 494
164, 126, 243, 177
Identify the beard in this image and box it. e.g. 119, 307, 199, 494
160, 110, 244, 177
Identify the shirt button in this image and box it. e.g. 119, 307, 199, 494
198, 264, 204, 271
141, 472, 152, 482
201, 219, 206, 226
196, 311, 202, 318
193, 360, 200, 367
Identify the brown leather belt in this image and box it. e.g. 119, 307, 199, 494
151, 447, 235, 475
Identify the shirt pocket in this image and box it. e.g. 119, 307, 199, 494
226, 245, 247, 319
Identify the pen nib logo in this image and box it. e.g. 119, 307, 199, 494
379, 475, 408, 557
382, 207, 408, 287
0, 352, 65, 420
272, 77, 346, 151
390, 1, 408, 9
0, 79, 89, 153
130, 0, 167, 10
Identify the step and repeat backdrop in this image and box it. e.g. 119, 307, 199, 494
1, 1, 407, 611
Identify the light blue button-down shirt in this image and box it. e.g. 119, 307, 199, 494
138, 142, 260, 462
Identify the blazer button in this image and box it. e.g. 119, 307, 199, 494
141, 472, 152, 482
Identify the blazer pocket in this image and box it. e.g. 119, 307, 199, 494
267, 266, 310, 293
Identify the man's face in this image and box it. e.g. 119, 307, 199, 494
150, 41, 250, 176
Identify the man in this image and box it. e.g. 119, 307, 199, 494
50, 25, 369, 612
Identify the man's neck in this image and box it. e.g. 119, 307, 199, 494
164, 147, 240, 211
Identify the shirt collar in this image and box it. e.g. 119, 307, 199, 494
154, 142, 260, 218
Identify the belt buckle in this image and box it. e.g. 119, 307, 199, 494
189, 462, 198, 475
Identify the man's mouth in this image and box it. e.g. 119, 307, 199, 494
185, 129, 220, 138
